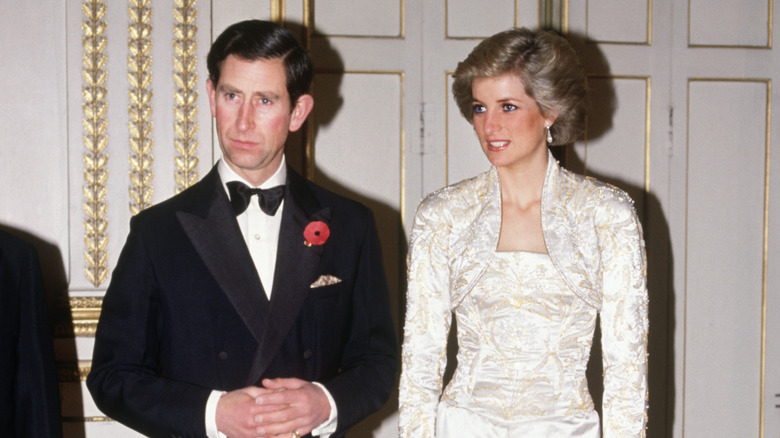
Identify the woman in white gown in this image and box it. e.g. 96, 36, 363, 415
399, 28, 648, 437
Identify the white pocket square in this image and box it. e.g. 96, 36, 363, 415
310, 275, 342, 288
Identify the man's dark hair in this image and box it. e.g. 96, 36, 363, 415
207, 20, 313, 106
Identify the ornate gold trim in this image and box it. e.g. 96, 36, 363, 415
62, 416, 112, 423
54, 322, 98, 338
173, 0, 200, 193
128, 0, 154, 215
69, 296, 103, 319
53, 297, 101, 337
81, 0, 110, 288
57, 361, 92, 382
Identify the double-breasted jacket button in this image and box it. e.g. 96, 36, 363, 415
218, 351, 228, 360
303, 350, 313, 359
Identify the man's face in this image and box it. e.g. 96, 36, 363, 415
207, 55, 312, 186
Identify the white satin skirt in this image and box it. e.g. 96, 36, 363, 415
436, 404, 601, 437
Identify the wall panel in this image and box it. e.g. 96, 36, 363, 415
446, 0, 516, 38
573, 76, 650, 215
689, 0, 771, 47
313, 0, 402, 37
585, 0, 650, 44
684, 79, 769, 436
311, 71, 404, 316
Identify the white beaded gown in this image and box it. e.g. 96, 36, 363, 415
434, 250, 601, 437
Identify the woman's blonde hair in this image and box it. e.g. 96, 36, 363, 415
452, 28, 588, 145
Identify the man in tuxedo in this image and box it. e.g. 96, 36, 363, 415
87, 20, 397, 438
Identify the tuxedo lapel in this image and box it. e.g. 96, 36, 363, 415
175, 167, 269, 345
246, 169, 332, 385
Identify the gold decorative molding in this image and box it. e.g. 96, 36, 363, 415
70, 297, 102, 337
53, 297, 102, 337
128, 0, 154, 214
69, 296, 103, 314
271, 0, 285, 24
759, 78, 770, 438
63, 417, 112, 423
57, 361, 92, 382
81, 0, 110, 288
173, 0, 200, 193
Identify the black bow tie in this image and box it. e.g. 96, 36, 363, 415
226, 181, 285, 216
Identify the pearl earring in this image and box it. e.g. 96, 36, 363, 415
545, 123, 553, 144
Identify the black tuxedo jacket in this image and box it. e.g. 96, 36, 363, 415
87, 166, 397, 437
0, 230, 62, 438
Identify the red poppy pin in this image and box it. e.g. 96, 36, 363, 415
303, 221, 330, 246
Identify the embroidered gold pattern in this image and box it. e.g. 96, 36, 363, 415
81, 0, 110, 287
173, 0, 200, 193
128, 0, 154, 214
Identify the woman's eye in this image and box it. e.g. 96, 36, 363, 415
502, 103, 517, 112
472, 104, 485, 114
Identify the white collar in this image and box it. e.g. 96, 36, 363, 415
218, 155, 287, 193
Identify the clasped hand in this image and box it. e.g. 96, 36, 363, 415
216, 378, 331, 438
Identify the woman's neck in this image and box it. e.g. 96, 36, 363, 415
496, 151, 548, 209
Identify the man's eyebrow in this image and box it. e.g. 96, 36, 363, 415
253, 90, 281, 100
216, 83, 240, 94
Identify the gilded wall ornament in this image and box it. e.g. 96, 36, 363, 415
173, 0, 199, 193
128, 0, 154, 214
81, 0, 110, 287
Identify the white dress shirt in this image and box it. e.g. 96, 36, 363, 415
219, 157, 286, 299
205, 157, 337, 438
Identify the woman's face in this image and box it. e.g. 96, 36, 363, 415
471, 73, 552, 172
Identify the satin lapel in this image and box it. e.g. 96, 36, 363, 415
176, 170, 269, 345
246, 170, 332, 385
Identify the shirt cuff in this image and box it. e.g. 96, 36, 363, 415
205, 390, 227, 438
311, 382, 338, 437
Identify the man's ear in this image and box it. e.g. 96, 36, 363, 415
206, 78, 217, 117
289, 94, 314, 132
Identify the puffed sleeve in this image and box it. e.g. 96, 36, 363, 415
597, 196, 649, 437
398, 196, 453, 437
